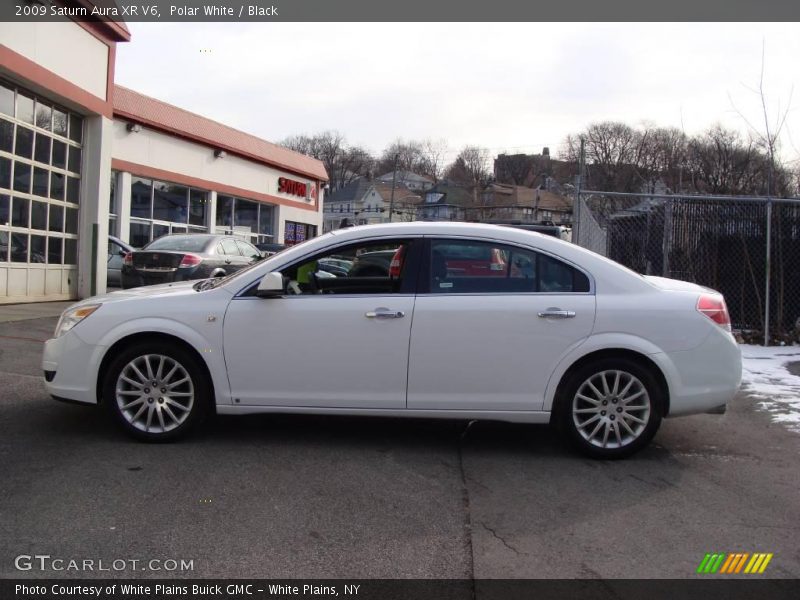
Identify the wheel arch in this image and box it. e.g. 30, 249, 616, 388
96, 332, 217, 408
548, 348, 671, 422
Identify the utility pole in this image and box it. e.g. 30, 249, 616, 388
573, 137, 585, 245
388, 153, 399, 223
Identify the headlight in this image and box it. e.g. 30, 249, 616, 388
54, 304, 101, 338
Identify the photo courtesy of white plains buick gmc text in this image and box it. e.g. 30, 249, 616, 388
42, 222, 741, 459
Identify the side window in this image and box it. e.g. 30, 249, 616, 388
220, 239, 239, 255
539, 253, 590, 293
281, 239, 411, 295
430, 240, 536, 294
236, 240, 260, 259
429, 239, 588, 294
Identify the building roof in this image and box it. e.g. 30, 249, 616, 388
484, 183, 572, 211
113, 85, 328, 181
372, 183, 421, 205
376, 171, 434, 184
324, 178, 374, 204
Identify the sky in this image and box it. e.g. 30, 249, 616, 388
116, 23, 800, 164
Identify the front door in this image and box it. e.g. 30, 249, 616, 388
222, 237, 420, 408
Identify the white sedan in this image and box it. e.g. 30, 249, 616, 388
42, 222, 741, 458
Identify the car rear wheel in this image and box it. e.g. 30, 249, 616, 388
103, 342, 209, 441
558, 358, 663, 459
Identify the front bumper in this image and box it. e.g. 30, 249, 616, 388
42, 330, 106, 405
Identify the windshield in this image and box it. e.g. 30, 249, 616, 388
146, 235, 212, 252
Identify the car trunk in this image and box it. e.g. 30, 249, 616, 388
643, 275, 716, 294
132, 251, 187, 284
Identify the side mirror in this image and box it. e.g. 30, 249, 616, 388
256, 272, 285, 298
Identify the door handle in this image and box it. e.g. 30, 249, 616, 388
365, 308, 405, 319
225, 259, 232, 265
538, 308, 576, 319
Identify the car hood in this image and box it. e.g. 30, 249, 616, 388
70, 280, 219, 308
643, 275, 717, 294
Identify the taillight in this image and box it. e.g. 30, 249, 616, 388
179, 254, 203, 268
123, 252, 132, 266
697, 294, 731, 332
389, 246, 405, 278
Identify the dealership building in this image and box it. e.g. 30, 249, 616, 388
0, 13, 327, 304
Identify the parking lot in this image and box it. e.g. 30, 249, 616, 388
1, 313, 799, 580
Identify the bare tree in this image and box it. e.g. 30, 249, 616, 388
281, 131, 375, 191
445, 145, 492, 188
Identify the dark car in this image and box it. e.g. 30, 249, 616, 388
348, 249, 397, 277
107, 236, 135, 288
121, 234, 263, 289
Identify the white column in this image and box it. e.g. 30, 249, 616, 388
117, 171, 132, 243
77, 115, 112, 298
206, 190, 217, 233
274, 205, 285, 244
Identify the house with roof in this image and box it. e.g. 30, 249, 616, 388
375, 171, 435, 192
323, 178, 421, 231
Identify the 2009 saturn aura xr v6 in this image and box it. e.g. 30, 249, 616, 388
42, 222, 741, 458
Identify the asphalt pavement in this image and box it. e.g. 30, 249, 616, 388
0, 315, 799, 579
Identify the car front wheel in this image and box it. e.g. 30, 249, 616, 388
103, 342, 209, 441
559, 358, 663, 459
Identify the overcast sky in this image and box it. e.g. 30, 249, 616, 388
116, 23, 800, 163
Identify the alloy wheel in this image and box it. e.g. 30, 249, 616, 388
115, 354, 195, 433
571, 369, 651, 449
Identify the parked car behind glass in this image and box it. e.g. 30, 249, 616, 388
121, 234, 263, 289
107, 236, 134, 288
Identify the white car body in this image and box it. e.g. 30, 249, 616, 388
42, 222, 741, 451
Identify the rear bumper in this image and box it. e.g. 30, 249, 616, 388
121, 266, 201, 289
658, 329, 742, 417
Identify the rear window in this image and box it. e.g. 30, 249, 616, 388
145, 236, 210, 252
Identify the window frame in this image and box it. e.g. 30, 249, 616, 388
237, 236, 424, 298
419, 236, 594, 296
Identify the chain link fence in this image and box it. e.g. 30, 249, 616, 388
573, 191, 800, 345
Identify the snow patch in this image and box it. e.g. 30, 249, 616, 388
740, 344, 800, 432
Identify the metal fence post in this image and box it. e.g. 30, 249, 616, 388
764, 200, 772, 346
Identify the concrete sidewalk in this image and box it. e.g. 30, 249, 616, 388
0, 301, 74, 323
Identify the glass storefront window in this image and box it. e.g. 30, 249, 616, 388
216, 195, 233, 227
0, 194, 9, 225
48, 237, 62, 264
0, 157, 9, 189
31, 200, 47, 230
35, 102, 51, 131
152, 223, 169, 241
52, 108, 68, 137
48, 204, 63, 232
259, 205, 273, 236
15, 126, 33, 158
129, 221, 150, 248
17, 94, 34, 125
34, 134, 51, 164
14, 163, 31, 193
189, 189, 206, 226
0, 119, 13, 152
0, 84, 13, 117
131, 177, 152, 218
234, 198, 258, 232
153, 181, 188, 223
51, 140, 66, 169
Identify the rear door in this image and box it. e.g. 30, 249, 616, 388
407, 237, 596, 411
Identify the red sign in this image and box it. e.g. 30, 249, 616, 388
278, 177, 307, 198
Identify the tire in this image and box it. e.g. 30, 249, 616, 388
102, 341, 210, 441
557, 357, 663, 459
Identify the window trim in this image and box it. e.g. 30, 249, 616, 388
419, 236, 594, 296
